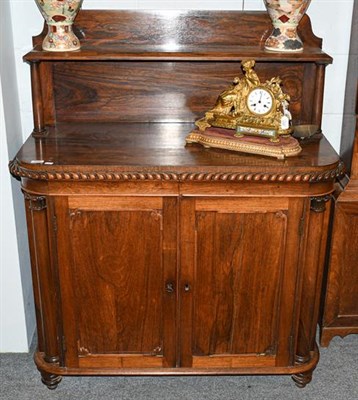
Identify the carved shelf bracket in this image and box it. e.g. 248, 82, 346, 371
310, 195, 331, 213
30, 62, 48, 138
23, 191, 47, 211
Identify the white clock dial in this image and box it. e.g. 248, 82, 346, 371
247, 88, 273, 115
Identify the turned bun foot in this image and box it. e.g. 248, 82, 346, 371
292, 370, 313, 388
40, 372, 62, 390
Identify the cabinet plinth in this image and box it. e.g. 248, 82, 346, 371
10, 10, 340, 389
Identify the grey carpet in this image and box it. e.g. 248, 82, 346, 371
0, 334, 357, 400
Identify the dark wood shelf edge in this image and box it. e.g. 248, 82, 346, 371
23, 47, 332, 64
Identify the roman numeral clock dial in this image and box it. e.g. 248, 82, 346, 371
247, 88, 273, 115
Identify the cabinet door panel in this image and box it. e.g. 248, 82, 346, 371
180, 197, 303, 368
194, 212, 285, 356
70, 210, 162, 354
56, 196, 177, 368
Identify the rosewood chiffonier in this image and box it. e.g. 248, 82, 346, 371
9, 10, 343, 389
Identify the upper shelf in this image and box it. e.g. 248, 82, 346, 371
24, 10, 332, 63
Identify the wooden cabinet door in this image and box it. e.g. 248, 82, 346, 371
180, 197, 305, 369
54, 196, 177, 369
321, 195, 358, 346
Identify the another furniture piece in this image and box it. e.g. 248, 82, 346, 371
10, 11, 342, 389
320, 4, 358, 347
320, 86, 358, 347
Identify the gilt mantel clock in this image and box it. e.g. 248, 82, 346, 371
195, 59, 293, 140
187, 59, 301, 158
9, 10, 342, 390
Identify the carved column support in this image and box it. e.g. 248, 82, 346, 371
23, 191, 62, 372
312, 63, 326, 131
310, 195, 331, 213
30, 62, 48, 138
293, 193, 331, 388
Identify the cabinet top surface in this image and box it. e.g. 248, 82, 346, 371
12, 123, 342, 182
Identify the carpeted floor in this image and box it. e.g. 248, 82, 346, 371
0, 334, 357, 400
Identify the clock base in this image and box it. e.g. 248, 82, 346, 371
186, 127, 302, 159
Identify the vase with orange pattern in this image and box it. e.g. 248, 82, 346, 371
263, 0, 312, 52
34, 0, 84, 51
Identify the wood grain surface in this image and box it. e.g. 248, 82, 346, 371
13, 123, 339, 172
51, 62, 314, 124
28, 11, 327, 60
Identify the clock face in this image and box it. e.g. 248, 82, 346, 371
247, 88, 273, 116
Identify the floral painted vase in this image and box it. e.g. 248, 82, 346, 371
34, 0, 84, 51
263, 0, 312, 52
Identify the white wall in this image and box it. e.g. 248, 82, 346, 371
0, 0, 35, 352
1, 0, 354, 352
0, 81, 29, 352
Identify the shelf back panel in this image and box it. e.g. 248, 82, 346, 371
52, 61, 316, 125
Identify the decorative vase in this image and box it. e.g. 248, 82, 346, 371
34, 0, 84, 52
263, 0, 312, 52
